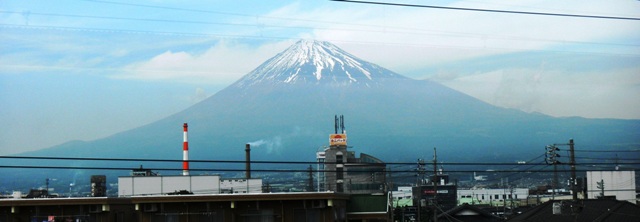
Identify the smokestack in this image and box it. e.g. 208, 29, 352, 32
183, 123, 189, 176
245, 143, 251, 179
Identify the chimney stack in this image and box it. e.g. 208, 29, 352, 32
245, 144, 251, 179
182, 123, 189, 176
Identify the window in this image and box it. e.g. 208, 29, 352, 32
336, 167, 343, 180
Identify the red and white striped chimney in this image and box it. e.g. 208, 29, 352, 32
182, 123, 189, 176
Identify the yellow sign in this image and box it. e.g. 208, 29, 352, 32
329, 134, 347, 146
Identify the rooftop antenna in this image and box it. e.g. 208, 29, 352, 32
334, 115, 339, 134
340, 115, 345, 134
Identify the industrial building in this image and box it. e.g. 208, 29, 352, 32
0, 121, 394, 221
316, 115, 387, 195
586, 170, 636, 203
118, 124, 264, 196
458, 188, 530, 207
118, 175, 263, 196
0, 192, 351, 222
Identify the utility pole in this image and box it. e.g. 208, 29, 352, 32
509, 186, 515, 216
388, 166, 394, 222
503, 178, 508, 217
45, 178, 50, 197
596, 179, 605, 198
545, 145, 561, 199
416, 159, 425, 186
415, 158, 424, 222
388, 166, 393, 194
546, 139, 579, 202
433, 147, 438, 222
569, 139, 577, 201
553, 164, 558, 199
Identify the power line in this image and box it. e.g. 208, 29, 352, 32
3, 23, 639, 59
479, 154, 547, 183
3, 9, 638, 49
0, 165, 635, 173
80, 0, 260, 18
3, 9, 639, 51
574, 149, 640, 153
0, 11, 260, 27
575, 156, 640, 161
330, 0, 640, 21
80, 0, 436, 33
0, 23, 247, 38
2, 155, 636, 166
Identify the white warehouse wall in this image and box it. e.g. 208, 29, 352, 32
587, 171, 636, 203
118, 175, 261, 196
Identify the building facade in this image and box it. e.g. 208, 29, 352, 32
392, 187, 414, 207
586, 170, 636, 203
458, 188, 529, 207
0, 192, 351, 222
317, 133, 387, 194
118, 175, 263, 196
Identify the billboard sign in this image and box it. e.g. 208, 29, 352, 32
329, 134, 347, 146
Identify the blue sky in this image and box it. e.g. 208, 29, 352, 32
1, 0, 639, 155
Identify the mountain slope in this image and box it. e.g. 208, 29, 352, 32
8, 40, 639, 184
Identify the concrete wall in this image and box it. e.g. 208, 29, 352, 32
587, 170, 636, 203
118, 175, 260, 196
219, 178, 263, 194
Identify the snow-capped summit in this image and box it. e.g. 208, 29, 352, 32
235, 40, 407, 88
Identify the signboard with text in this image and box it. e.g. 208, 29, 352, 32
329, 134, 347, 146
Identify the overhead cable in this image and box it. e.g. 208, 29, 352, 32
331, 0, 640, 21
0, 165, 635, 173
1, 155, 636, 166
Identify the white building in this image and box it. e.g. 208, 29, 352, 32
458, 188, 529, 206
118, 175, 262, 196
391, 186, 414, 207
586, 170, 636, 203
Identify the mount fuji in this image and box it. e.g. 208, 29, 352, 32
235, 40, 406, 87
7, 40, 639, 185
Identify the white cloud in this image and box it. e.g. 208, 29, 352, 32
106, 0, 639, 84
266, 0, 640, 77
267, 0, 640, 119
440, 66, 640, 119
116, 40, 292, 84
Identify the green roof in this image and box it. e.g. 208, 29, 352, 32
393, 198, 413, 208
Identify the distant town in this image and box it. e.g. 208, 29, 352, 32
1, 117, 638, 222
